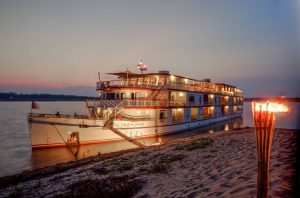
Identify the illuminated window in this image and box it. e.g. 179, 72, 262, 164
222, 106, 229, 115
191, 108, 198, 120
233, 106, 237, 113
203, 107, 214, 118
172, 108, 183, 123
203, 107, 209, 118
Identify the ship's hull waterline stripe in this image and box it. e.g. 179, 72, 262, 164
31, 125, 206, 149
28, 120, 102, 127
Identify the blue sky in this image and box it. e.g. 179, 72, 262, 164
0, 0, 299, 97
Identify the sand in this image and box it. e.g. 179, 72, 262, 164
0, 128, 297, 198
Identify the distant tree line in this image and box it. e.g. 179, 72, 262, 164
0, 92, 99, 101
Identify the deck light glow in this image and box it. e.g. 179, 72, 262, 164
224, 124, 229, 131
155, 76, 159, 85
170, 75, 176, 81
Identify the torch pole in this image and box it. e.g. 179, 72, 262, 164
253, 102, 276, 198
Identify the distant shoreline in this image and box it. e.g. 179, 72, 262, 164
1, 92, 299, 102
0, 92, 98, 102
0, 100, 90, 102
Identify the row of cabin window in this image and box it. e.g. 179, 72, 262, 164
102, 92, 140, 100
187, 95, 218, 104
188, 95, 242, 104
103, 92, 242, 103
171, 107, 236, 123
104, 92, 190, 100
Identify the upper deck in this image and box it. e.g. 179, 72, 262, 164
96, 71, 243, 97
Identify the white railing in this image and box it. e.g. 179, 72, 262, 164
88, 99, 186, 109
97, 80, 161, 90
28, 113, 89, 119
86, 99, 121, 107
168, 83, 238, 96
96, 80, 242, 97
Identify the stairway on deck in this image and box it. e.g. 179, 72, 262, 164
108, 125, 147, 149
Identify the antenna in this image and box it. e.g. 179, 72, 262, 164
98, 72, 101, 82
97, 72, 102, 99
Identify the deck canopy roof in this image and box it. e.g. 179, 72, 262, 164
107, 70, 203, 81
106, 71, 242, 91
106, 71, 141, 78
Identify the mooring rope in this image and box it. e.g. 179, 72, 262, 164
51, 124, 92, 180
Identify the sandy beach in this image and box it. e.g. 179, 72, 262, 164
0, 128, 297, 198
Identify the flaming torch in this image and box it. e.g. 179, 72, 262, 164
252, 101, 289, 198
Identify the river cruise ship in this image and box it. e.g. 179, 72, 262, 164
28, 69, 243, 149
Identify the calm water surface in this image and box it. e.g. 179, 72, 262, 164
0, 101, 298, 177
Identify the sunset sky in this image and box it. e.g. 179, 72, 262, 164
0, 0, 299, 97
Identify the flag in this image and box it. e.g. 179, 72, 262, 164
31, 101, 40, 109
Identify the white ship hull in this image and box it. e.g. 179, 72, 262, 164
28, 114, 241, 149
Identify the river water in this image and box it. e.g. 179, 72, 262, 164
0, 101, 298, 177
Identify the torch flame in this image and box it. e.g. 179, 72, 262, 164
253, 102, 289, 113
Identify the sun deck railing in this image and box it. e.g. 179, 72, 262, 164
28, 113, 90, 119
96, 80, 161, 90
96, 80, 242, 97
88, 99, 187, 109
86, 99, 121, 108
